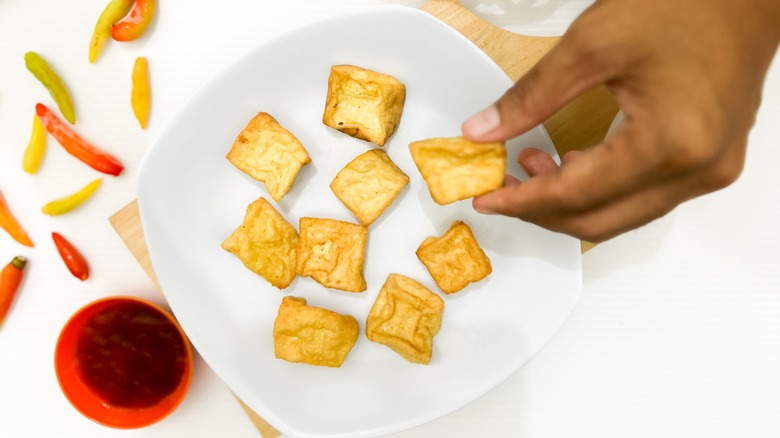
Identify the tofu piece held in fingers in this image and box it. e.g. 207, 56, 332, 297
409, 136, 506, 205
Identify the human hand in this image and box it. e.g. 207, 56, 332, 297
462, 0, 780, 242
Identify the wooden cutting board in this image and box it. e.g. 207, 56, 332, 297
109, 1, 617, 436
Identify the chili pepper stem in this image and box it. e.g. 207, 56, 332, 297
10, 257, 27, 271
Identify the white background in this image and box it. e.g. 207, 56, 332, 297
1, 1, 778, 437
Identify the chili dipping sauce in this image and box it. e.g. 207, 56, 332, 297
76, 300, 188, 409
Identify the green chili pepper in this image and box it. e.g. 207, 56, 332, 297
89, 0, 134, 63
24, 52, 76, 124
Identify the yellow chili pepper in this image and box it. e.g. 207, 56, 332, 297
89, 0, 134, 63
41, 179, 102, 216
24, 52, 76, 124
131, 57, 151, 129
22, 115, 47, 174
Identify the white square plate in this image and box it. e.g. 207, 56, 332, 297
137, 7, 581, 438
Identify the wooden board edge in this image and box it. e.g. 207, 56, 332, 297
108, 200, 160, 288
421, 0, 559, 81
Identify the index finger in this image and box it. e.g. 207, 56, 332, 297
473, 122, 664, 219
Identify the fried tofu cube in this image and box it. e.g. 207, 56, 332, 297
221, 197, 298, 289
409, 136, 506, 205
296, 217, 368, 292
416, 221, 492, 294
226, 112, 311, 202
273, 296, 359, 367
330, 149, 409, 226
322, 65, 406, 147
366, 274, 444, 364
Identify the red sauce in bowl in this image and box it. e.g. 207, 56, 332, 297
55, 297, 193, 428
76, 300, 189, 409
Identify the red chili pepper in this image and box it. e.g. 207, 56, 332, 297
36, 103, 124, 176
1, 256, 27, 327
112, 0, 156, 42
52, 232, 90, 281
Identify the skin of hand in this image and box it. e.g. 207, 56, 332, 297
462, 0, 780, 242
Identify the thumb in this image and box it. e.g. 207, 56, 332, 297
462, 26, 610, 142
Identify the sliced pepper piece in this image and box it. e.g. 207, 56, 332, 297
112, 0, 156, 42
131, 57, 151, 128
52, 233, 89, 281
41, 179, 102, 216
22, 114, 47, 174
89, 0, 134, 63
36, 103, 124, 176
25, 52, 76, 124
0, 192, 34, 248
0, 256, 27, 327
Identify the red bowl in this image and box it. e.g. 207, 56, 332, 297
54, 296, 193, 428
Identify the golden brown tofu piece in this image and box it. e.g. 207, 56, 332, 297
273, 296, 359, 367
416, 221, 492, 294
322, 65, 406, 147
221, 197, 298, 289
366, 274, 444, 364
295, 217, 368, 292
409, 136, 506, 205
226, 112, 311, 202
330, 149, 409, 226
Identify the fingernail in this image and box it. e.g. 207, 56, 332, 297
463, 105, 500, 138
473, 198, 497, 215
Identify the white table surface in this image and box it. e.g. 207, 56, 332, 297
1, 1, 778, 437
